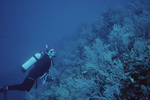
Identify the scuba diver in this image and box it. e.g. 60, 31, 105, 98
0, 46, 56, 94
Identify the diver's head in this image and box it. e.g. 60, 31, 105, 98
47, 49, 56, 58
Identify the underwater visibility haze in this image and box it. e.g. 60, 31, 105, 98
0, 0, 150, 100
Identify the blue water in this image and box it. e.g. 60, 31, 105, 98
0, 0, 128, 100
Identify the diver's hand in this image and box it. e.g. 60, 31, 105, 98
40, 73, 47, 79
40, 73, 48, 84
46, 74, 53, 82
40, 73, 53, 84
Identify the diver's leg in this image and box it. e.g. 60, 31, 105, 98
8, 76, 35, 92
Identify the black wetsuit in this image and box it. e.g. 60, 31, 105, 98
8, 54, 51, 92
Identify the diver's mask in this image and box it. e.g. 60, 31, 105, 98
47, 49, 56, 58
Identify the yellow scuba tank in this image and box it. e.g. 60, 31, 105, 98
21, 52, 42, 73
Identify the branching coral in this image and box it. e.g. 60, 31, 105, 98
26, 0, 150, 99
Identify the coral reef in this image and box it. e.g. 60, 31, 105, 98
26, 0, 150, 99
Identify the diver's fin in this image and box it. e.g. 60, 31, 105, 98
0, 86, 8, 100
4, 90, 7, 100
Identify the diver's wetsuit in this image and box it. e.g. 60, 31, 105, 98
8, 54, 51, 92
